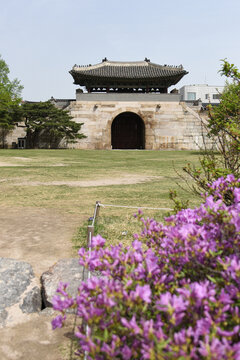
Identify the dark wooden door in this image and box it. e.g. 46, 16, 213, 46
111, 112, 145, 149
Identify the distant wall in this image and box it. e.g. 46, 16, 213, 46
6, 95, 208, 150
5, 126, 26, 148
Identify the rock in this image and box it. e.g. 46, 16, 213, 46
0, 258, 41, 327
41, 258, 86, 308
39, 307, 56, 316
20, 286, 42, 313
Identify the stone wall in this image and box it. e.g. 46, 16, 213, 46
6, 97, 207, 150
68, 99, 206, 150
5, 126, 26, 148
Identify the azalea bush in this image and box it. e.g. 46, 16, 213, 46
52, 175, 240, 359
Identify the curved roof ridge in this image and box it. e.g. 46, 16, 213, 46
72, 60, 184, 71
149, 62, 183, 70
103, 60, 148, 66
72, 62, 105, 71
72, 60, 148, 71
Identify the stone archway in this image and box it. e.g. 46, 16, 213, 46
111, 112, 145, 149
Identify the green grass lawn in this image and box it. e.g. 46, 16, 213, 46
0, 149, 201, 249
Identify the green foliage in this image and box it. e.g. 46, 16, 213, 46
168, 189, 189, 214
208, 89, 240, 145
182, 151, 234, 195
0, 56, 23, 99
19, 101, 86, 148
207, 59, 240, 156
0, 55, 23, 148
175, 60, 240, 201
220, 59, 240, 81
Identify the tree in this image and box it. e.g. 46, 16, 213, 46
207, 61, 240, 151
19, 101, 86, 148
180, 60, 240, 201
0, 55, 23, 148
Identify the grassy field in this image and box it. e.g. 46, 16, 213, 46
0, 149, 201, 249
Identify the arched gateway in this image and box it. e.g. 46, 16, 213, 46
67, 58, 192, 150
111, 112, 145, 149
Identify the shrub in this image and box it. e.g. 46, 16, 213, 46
181, 60, 240, 198
52, 175, 240, 359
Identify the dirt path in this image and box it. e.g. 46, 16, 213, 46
7, 175, 162, 187
0, 206, 81, 359
0, 207, 80, 277
0, 313, 77, 360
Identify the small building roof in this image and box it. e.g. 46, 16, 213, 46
50, 97, 75, 109
69, 59, 188, 91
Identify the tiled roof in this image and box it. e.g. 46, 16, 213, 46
69, 59, 188, 88
49, 97, 76, 109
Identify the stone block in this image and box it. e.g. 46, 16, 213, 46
41, 258, 86, 308
0, 258, 41, 328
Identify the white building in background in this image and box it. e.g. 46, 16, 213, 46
179, 84, 225, 105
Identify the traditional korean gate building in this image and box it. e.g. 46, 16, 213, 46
67, 58, 205, 150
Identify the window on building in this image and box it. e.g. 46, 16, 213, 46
187, 92, 196, 101
18, 138, 26, 149
205, 94, 210, 100
213, 94, 221, 99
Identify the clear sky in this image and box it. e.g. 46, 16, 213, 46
1, 0, 239, 101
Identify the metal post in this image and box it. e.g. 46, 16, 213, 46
87, 225, 94, 250
84, 225, 94, 360
95, 201, 101, 220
